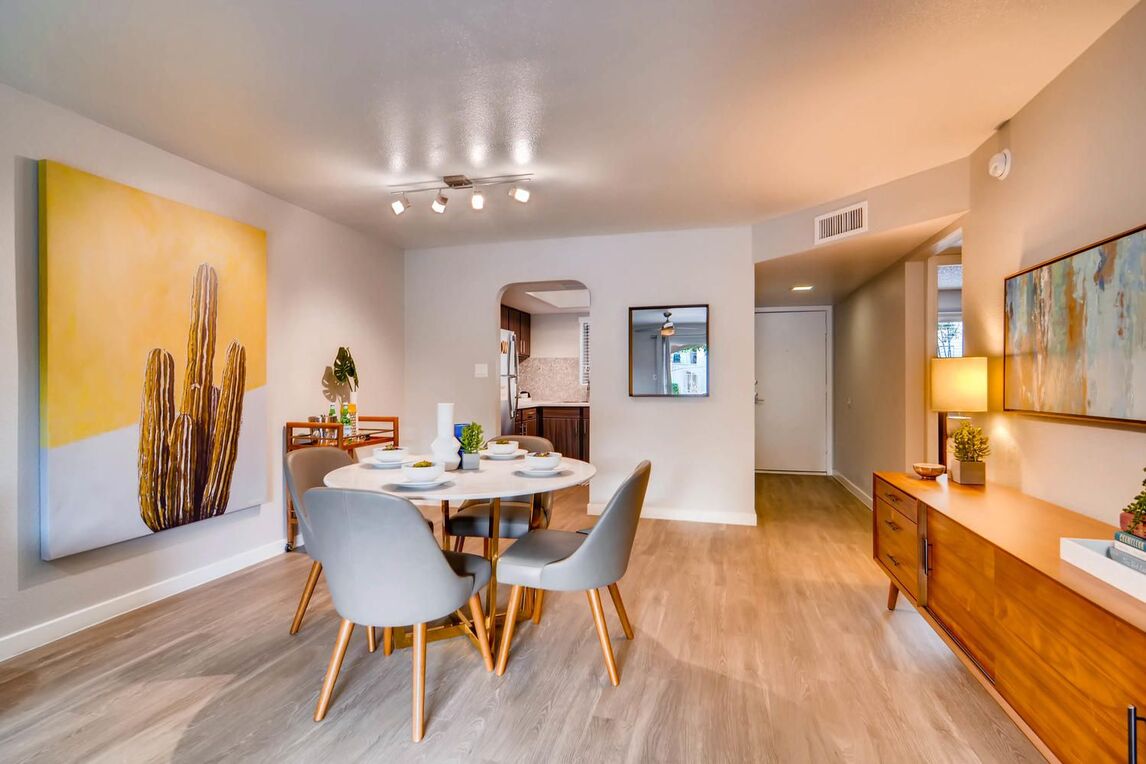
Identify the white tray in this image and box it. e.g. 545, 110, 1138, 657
1059, 538, 1146, 603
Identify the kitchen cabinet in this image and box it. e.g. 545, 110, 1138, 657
515, 405, 588, 460
518, 407, 539, 437
500, 304, 531, 359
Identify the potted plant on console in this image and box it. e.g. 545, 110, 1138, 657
459, 422, 483, 470
950, 422, 990, 485
1121, 468, 1146, 539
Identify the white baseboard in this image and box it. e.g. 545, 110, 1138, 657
0, 539, 286, 662
587, 503, 758, 527
833, 471, 872, 508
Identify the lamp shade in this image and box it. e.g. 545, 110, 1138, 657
930, 357, 988, 412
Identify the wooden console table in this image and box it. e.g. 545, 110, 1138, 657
873, 471, 1145, 763
282, 416, 398, 550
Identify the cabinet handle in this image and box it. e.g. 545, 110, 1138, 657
887, 554, 900, 567
884, 519, 901, 532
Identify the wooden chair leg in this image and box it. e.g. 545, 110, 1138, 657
453, 536, 465, 553
412, 623, 427, 742
495, 585, 525, 676
483, 538, 490, 557
587, 589, 620, 686
314, 618, 354, 721
383, 627, 394, 656
887, 581, 900, 611
290, 560, 323, 635
468, 594, 494, 671
367, 626, 377, 653
532, 589, 545, 625
607, 583, 635, 640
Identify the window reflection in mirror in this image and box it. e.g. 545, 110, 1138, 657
629, 305, 709, 397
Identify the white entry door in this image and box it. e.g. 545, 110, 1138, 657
754, 310, 829, 472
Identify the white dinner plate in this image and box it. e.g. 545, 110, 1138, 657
479, 448, 527, 460
385, 475, 452, 490
361, 457, 408, 469
515, 468, 570, 478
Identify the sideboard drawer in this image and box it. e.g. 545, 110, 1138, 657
874, 478, 918, 523
875, 498, 919, 599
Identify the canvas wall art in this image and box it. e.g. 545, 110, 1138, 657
1004, 224, 1146, 423
39, 161, 268, 560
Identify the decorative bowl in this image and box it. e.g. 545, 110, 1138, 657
913, 462, 946, 480
373, 445, 408, 463
525, 451, 562, 470
488, 439, 519, 455
402, 460, 445, 483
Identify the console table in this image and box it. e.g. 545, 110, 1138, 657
873, 471, 1146, 763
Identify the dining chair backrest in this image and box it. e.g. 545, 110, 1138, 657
284, 447, 353, 562
496, 434, 556, 520
542, 460, 651, 591
303, 487, 475, 626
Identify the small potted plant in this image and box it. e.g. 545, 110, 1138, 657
459, 422, 484, 470
950, 422, 990, 485
1121, 468, 1146, 539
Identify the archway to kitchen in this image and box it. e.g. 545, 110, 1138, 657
495, 280, 591, 461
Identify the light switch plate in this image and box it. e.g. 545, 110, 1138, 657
474, 363, 489, 378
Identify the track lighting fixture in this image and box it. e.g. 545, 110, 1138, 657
387, 173, 532, 218
660, 311, 675, 337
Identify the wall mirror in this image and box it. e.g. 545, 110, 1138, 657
629, 305, 709, 397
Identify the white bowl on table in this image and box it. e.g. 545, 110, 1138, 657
524, 451, 562, 471
373, 445, 408, 464
487, 439, 519, 456
402, 461, 445, 483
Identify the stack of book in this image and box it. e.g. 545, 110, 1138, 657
1109, 529, 1146, 574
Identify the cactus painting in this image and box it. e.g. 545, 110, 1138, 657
138, 264, 247, 531
38, 161, 267, 559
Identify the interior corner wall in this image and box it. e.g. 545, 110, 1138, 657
403, 227, 756, 526
962, 1, 1146, 523
833, 259, 926, 500
0, 83, 405, 657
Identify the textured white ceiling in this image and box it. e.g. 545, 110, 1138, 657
0, 0, 1135, 249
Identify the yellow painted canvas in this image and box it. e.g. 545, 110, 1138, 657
39, 161, 267, 559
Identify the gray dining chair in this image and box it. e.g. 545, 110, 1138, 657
494, 461, 651, 685
444, 434, 556, 555
303, 487, 494, 741
284, 447, 353, 636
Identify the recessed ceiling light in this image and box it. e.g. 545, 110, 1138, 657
471, 189, 485, 211
431, 192, 448, 214
791, 285, 815, 292
390, 195, 411, 216
508, 185, 530, 203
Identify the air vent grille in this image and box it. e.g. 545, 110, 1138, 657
814, 201, 868, 245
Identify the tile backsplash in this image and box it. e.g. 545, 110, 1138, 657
518, 357, 588, 402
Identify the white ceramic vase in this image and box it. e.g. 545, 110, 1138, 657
430, 402, 461, 470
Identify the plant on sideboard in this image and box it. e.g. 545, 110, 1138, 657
950, 422, 990, 486
1122, 468, 1146, 538
459, 422, 484, 470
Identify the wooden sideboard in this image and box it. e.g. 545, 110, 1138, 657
873, 472, 1146, 763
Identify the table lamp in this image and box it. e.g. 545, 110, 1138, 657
930, 357, 988, 466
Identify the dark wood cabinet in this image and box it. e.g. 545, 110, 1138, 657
517, 407, 539, 437
499, 304, 531, 359
515, 405, 588, 459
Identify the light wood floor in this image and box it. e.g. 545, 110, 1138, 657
0, 475, 1042, 763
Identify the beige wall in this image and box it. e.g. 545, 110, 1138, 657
528, 312, 585, 359
833, 259, 926, 498
0, 83, 404, 657
404, 228, 757, 526
963, 2, 1146, 523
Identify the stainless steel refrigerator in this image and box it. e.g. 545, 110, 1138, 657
499, 329, 519, 435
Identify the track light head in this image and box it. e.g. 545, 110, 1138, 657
471, 189, 485, 211
390, 195, 411, 216
508, 185, 531, 203
431, 192, 448, 214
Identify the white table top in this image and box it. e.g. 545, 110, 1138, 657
323, 455, 597, 501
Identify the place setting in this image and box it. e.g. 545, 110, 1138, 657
382, 459, 453, 491
478, 439, 527, 460
359, 445, 410, 469
514, 451, 571, 478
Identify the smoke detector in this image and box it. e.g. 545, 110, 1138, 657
987, 149, 1012, 180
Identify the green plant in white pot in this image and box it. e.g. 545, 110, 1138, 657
950, 423, 990, 485
459, 422, 484, 470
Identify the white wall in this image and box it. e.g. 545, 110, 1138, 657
528, 312, 585, 358
404, 227, 756, 526
963, 2, 1146, 524
0, 83, 404, 657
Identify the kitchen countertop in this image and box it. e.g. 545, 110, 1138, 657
517, 400, 589, 409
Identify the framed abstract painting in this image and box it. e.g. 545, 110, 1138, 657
1004, 224, 1146, 424
38, 161, 268, 559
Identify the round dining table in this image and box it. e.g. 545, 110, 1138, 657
323, 454, 596, 647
